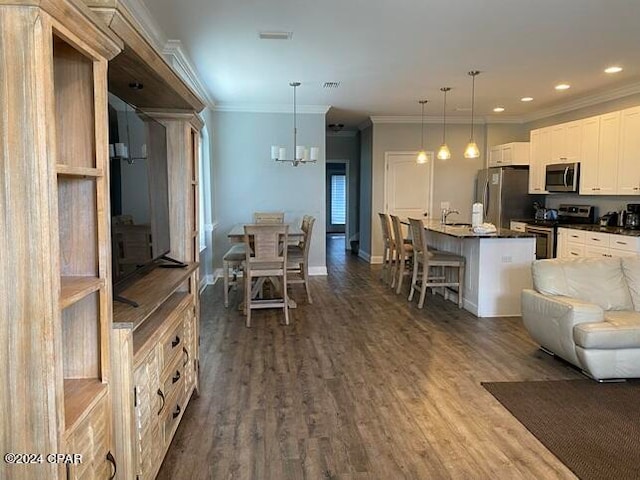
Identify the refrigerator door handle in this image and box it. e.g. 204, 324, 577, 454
484, 180, 489, 217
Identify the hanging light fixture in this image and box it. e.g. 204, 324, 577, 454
271, 82, 319, 167
416, 99, 428, 164
437, 87, 451, 160
464, 70, 481, 159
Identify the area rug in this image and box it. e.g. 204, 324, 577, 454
482, 379, 640, 480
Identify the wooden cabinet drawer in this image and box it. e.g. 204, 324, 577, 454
161, 393, 186, 445
162, 358, 185, 404
566, 229, 586, 243
609, 235, 640, 252
584, 231, 610, 247
566, 242, 585, 257
162, 320, 184, 370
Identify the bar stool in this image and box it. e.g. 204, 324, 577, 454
407, 217, 465, 309
390, 214, 413, 294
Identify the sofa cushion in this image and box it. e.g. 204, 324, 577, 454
622, 256, 640, 311
532, 257, 633, 311
574, 311, 640, 349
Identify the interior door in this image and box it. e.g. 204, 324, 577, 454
385, 152, 433, 222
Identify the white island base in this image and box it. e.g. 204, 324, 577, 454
425, 228, 536, 317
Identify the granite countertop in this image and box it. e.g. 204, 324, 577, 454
422, 221, 535, 239
559, 224, 640, 237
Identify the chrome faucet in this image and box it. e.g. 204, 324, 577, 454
441, 208, 460, 224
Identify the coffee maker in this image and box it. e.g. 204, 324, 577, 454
625, 204, 640, 229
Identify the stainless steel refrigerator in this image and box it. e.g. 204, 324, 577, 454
475, 167, 536, 228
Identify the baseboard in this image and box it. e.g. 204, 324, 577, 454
309, 266, 328, 276
199, 274, 214, 293
369, 255, 384, 265
358, 250, 371, 262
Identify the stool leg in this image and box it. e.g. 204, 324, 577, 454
458, 264, 465, 309
223, 260, 230, 307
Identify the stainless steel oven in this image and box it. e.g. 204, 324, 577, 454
525, 224, 556, 259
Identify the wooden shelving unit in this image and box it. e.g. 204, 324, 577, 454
60, 276, 104, 309
63, 378, 108, 431
56, 164, 104, 177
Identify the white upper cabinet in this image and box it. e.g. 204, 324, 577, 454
529, 128, 550, 193
489, 142, 530, 167
617, 106, 640, 195
579, 116, 601, 194
580, 112, 620, 194
550, 120, 581, 164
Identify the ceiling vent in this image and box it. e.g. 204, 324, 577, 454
323, 81, 341, 89
258, 31, 293, 40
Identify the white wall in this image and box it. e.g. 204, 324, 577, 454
369, 122, 485, 259
211, 110, 327, 273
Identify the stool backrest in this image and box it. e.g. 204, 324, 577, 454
253, 212, 285, 224
408, 218, 428, 256
244, 224, 289, 267
378, 213, 394, 249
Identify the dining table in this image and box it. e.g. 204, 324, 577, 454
227, 223, 305, 308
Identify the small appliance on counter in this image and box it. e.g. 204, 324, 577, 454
626, 204, 640, 229
599, 211, 619, 227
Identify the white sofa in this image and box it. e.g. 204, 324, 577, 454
521, 256, 640, 380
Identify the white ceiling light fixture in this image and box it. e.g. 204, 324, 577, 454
416, 99, 429, 164
493, 106, 505, 113
555, 83, 571, 90
271, 82, 319, 167
521, 96, 534, 102
437, 87, 451, 160
464, 70, 481, 159
604, 66, 623, 74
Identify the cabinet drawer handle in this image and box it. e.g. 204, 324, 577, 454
157, 389, 165, 415
571, 252, 578, 256
172, 404, 182, 419
172, 336, 181, 348
183, 346, 189, 367
107, 451, 117, 480
616, 241, 627, 245
591, 238, 600, 242
172, 371, 181, 384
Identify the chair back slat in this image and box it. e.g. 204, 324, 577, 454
408, 218, 427, 256
253, 212, 285, 224
301, 216, 315, 262
390, 214, 405, 250
378, 213, 393, 248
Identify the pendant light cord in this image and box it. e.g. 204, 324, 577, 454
470, 74, 475, 140
293, 83, 297, 158
420, 102, 425, 149
442, 89, 447, 144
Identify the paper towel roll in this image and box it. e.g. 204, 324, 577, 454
472, 203, 483, 227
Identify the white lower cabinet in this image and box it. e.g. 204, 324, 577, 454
557, 227, 640, 259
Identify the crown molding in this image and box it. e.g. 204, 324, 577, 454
163, 40, 215, 108
522, 82, 640, 123
118, 0, 167, 51
326, 130, 358, 137
370, 115, 489, 125
358, 118, 373, 131
213, 103, 330, 114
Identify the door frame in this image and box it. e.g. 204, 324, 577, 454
326, 159, 350, 249
383, 151, 434, 219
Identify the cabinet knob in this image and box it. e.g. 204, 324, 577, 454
172, 336, 181, 348
173, 404, 182, 419
172, 371, 181, 384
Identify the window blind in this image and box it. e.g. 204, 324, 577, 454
331, 174, 346, 225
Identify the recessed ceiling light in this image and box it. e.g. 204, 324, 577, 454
604, 66, 623, 74
493, 106, 505, 113
555, 83, 571, 91
521, 96, 534, 102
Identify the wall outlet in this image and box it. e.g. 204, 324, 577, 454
440, 201, 450, 210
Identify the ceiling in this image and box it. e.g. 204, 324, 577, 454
142, 0, 640, 128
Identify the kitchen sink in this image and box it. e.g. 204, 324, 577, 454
445, 222, 472, 227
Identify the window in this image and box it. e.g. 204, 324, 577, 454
330, 174, 346, 225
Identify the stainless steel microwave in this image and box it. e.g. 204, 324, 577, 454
545, 162, 580, 192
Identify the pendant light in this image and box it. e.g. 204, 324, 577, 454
436, 87, 451, 160
271, 82, 319, 166
416, 99, 428, 164
464, 71, 481, 159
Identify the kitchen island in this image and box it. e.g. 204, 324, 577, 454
421, 221, 536, 317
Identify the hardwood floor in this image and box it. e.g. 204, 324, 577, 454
157, 236, 579, 479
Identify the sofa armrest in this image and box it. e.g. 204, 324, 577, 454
521, 289, 604, 366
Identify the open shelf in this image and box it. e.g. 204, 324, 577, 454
64, 378, 108, 432
113, 262, 198, 331
57, 165, 103, 178
60, 276, 103, 309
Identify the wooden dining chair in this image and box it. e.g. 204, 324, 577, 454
287, 215, 315, 303
253, 212, 285, 224
390, 214, 413, 294
222, 243, 245, 307
243, 224, 290, 327
378, 213, 395, 285
407, 217, 465, 309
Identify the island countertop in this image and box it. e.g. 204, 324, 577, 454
418, 220, 535, 239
